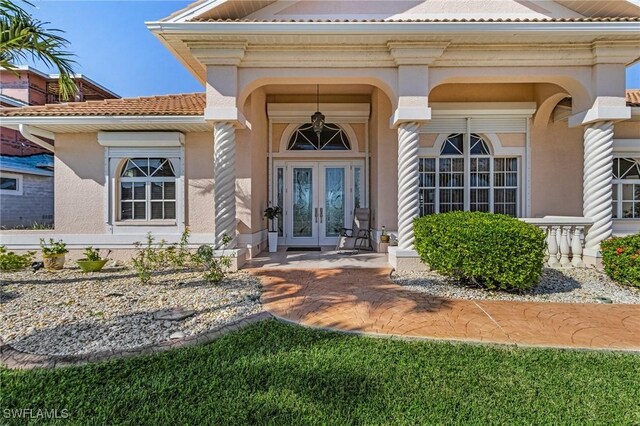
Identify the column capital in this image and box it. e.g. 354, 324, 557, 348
204, 107, 248, 129
390, 109, 431, 128
568, 96, 630, 127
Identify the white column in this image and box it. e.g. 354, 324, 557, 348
213, 122, 237, 248
397, 122, 420, 250
582, 121, 614, 251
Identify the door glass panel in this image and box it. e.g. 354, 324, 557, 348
325, 168, 345, 237
293, 168, 313, 237
353, 167, 362, 208
276, 168, 284, 237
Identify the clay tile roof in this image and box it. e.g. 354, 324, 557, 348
0, 91, 638, 118
190, 17, 640, 23
627, 89, 640, 107
0, 93, 205, 117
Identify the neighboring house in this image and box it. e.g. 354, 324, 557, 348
0, 154, 54, 228
0, 66, 118, 229
0, 65, 119, 155
0, 0, 639, 270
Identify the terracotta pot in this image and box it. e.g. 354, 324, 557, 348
77, 259, 108, 273
43, 253, 66, 270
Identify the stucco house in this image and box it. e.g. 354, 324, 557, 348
0, 0, 639, 270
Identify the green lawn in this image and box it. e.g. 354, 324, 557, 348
2, 320, 639, 425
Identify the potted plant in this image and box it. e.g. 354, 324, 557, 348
77, 247, 109, 272
264, 206, 282, 253
40, 238, 68, 270
380, 226, 390, 243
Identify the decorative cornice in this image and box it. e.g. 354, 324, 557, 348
188, 40, 248, 65
387, 41, 450, 65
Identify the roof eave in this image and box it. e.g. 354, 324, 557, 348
147, 20, 640, 35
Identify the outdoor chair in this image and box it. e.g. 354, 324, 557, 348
336, 208, 373, 253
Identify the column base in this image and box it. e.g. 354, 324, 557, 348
387, 247, 430, 272
582, 248, 604, 269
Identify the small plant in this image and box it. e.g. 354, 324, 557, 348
380, 226, 390, 243
192, 234, 233, 284
264, 206, 282, 232
40, 238, 68, 256
414, 211, 546, 291
83, 247, 102, 262
131, 229, 192, 284
0, 246, 35, 271
601, 233, 640, 288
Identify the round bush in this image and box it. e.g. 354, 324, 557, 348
414, 211, 546, 291
600, 233, 640, 288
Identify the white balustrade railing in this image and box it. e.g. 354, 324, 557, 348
521, 216, 593, 268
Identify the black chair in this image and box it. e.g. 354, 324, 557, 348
336, 208, 373, 252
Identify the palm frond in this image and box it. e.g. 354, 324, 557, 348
0, 0, 77, 100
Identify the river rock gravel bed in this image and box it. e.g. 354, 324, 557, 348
0, 266, 263, 356
393, 267, 640, 304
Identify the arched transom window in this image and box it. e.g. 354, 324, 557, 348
419, 133, 520, 217
119, 158, 176, 221
287, 123, 351, 151
612, 157, 640, 219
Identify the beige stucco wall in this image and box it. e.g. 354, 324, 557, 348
530, 120, 584, 217
55, 133, 105, 233
430, 83, 535, 103
370, 88, 398, 230
185, 132, 215, 234
614, 121, 640, 139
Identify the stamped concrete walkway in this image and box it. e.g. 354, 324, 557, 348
255, 268, 640, 351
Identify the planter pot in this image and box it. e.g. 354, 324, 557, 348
268, 231, 279, 253
77, 258, 108, 273
43, 254, 66, 270
380, 235, 390, 243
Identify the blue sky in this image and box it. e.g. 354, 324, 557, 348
24, 1, 640, 97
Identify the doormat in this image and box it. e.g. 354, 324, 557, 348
286, 247, 322, 252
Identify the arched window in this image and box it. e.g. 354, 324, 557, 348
418, 133, 519, 216
612, 158, 640, 219
119, 158, 176, 220
287, 123, 351, 151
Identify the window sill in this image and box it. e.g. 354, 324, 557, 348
113, 220, 177, 227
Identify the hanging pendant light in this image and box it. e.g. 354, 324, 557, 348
311, 84, 325, 138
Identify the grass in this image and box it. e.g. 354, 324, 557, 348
1, 320, 639, 425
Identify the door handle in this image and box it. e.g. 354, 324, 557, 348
315, 207, 318, 223
320, 207, 323, 223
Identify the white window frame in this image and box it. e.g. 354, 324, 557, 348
612, 157, 640, 220
99, 132, 185, 235
0, 172, 23, 195
418, 133, 522, 217
119, 158, 178, 222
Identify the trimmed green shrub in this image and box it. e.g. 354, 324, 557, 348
414, 211, 546, 291
600, 233, 640, 288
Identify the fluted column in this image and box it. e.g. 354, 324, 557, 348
583, 121, 614, 251
397, 122, 420, 250
214, 122, 236, 248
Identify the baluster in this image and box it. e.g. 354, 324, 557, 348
547, 226, 560, 267
540, 226, 550, 264
571, 226, 585, 267
559, 226, 571, 267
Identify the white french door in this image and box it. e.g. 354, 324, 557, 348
277, 161, 364, 246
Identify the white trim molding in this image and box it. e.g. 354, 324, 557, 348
98, 131, 185, 147
0, 172, 23, 196
267, 103, 370, 124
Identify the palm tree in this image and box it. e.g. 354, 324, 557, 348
0, 0, 77, 101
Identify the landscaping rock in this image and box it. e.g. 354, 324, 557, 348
393, 267, 640, 304
153, 308, 196, 321
0, 268, 263, 356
